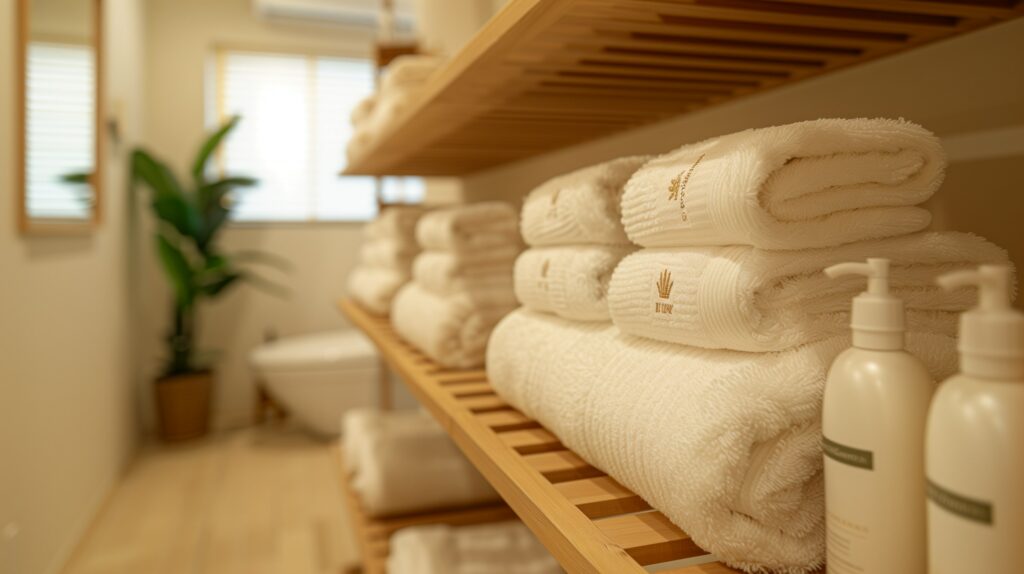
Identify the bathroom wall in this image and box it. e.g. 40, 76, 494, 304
0, 0, 146, 572
461, 18, 1024, 275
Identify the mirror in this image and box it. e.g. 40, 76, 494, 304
17, 0, 102, 234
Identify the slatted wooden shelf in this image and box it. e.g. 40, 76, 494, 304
344, 0, 1023, 176
339, 297, 765, 573
335, 447, 516, 574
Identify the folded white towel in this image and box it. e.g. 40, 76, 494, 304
380, 54, 444, 94
364, 205, 425, 241
415, 202, 520, 253
350, 94, 377, 127
347, 266, 411, 315
342, 409, 499, 517
392, 284, 518, 369
514, 246, 635, 321
387, 521, 561, 574
520, 156, 649, 247
414, 251, 515, 296
486, 310, 958, 573
609, 232, 1011, 352
621, 118, 945, 250
359, 237, 417, 269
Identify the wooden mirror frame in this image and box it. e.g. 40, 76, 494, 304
15, 0, 104, 235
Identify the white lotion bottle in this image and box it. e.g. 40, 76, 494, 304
822, 258, 934, 574
926, 265, 1024, 573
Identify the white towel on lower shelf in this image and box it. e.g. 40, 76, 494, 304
387, 522, 561, 574
415, 202, 521, 252
520, 156, 649, 246
392, 284, 518, 369
360, 237, 418, 269
348, 267, 411, 315
609, 232, 1012, 352
514, 246, 635, 321
621, 118, 945, 250
485, 310, 958, 573
414, 251, 515, 296
341, 409, 499, 517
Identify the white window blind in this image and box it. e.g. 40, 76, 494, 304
26, 42, 95, 220
216, 50, 423, 222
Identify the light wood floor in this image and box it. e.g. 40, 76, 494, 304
62, 426, 358, 574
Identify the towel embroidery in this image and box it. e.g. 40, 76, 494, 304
666, 153, 705, 222
655, 269, 674, 314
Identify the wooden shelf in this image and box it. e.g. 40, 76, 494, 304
344, 0, 1023, 176
338, 298, 776, 573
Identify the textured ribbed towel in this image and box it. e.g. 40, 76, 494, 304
414, 251, 514, 296
621, 118, 945, 249
359, 237, 417, 269
609, 232, 1011, 352
347, 267, 410, 315
392, 284, 518, 369
486, 310, 958, 573
415, 202, 520, 252
387, 522, 561, 574
520, 156, 649, 246
341, 409, 499, 517
514, 246, 635, 321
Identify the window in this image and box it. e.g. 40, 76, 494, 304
26, 41, 95, 220
213, 49, 423, 222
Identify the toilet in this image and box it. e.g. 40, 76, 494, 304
250, 330, 380, 435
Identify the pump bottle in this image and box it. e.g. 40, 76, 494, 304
926, 265, 1023, 573
822, 258, 934, 574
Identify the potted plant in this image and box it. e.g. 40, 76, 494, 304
132, 116, 284, 441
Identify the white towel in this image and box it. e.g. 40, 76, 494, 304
621, 118, 945, 250
414, 251, 515, 296
609, 232, 1011, 352
347, 267, 411, 315
350, 94, 377, 127
342, 409, 499, 517
359, 237, 417, 269
520, 156, 649, 246
415, 202, 521, 253
486, 310, 958, 573
514, 246, 635, 321
380, 54, 444, 93
392, 284, 518, 369
365, 205, 425, 242
387, 522, 561, 574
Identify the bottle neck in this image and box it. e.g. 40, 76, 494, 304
962, 354, 1024, 381
853, 329, 905, 351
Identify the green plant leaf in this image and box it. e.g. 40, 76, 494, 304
156, 234, 195, 308
61, 171, 92, 184
191, 116, 240, 184
152, 194, 200, 238
132, 149, 183, 201
240, 271, 290, 298
232, 249, 294, 272
200, 272, 242, 296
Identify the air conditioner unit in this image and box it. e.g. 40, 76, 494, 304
252, 0, 415, 29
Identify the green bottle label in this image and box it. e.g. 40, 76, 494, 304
822, 436, 873, 470
927, 480, 993, 525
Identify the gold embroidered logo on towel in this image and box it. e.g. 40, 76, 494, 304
666, 153, 705, 222
655, 269, 674, 314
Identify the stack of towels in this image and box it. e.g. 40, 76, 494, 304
388, 521, 561, 574
486, 119, 1014, 573
347, 54, 444, 162
348, 206, 424, 315
392, 202, 521, 369
342, 408, 500, 517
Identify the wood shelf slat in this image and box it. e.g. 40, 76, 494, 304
344, 0, 1022, 176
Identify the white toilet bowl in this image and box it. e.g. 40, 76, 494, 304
250, 330, 379, 435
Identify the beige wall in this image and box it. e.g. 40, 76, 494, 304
0, 0, 145, 573
462, 18, 1024, 274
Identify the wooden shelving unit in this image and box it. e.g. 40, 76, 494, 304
338, 298, 801, 574
344, 0, 1023, 176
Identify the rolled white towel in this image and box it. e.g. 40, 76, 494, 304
392, 284, 518, 369
514, 246, 635, 321
350, 94, 377, 127
520, 156, 649, 247
359, 237, 417, 269
387, 522, 561, 574
343, 409, 499, 517
486, 309, 958, 573
380, 54, 444, 94
621, 118, 946, 250
415, 202, 520, 252
609, 232, 1012, 352
364, 205, 425, 242
413, 251, 514, 296
347, 266, 411, 315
